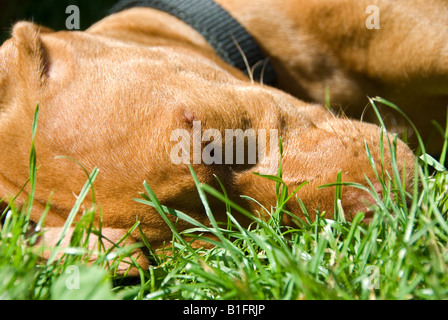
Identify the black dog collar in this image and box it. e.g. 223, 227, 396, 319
110, 0, 277, 85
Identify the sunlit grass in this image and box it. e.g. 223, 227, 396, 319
1, 100, 447, 300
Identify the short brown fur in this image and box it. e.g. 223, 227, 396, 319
1, 1, 433, 272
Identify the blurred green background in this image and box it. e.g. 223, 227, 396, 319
1, 0, 118, 44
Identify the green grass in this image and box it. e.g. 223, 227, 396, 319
1, 100, 448, 300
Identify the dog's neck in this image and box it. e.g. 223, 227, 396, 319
109, 0, 276, 85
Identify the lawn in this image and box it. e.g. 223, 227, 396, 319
0, 99, 447, 300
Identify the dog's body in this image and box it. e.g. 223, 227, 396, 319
213, 0, 448, 150
2, 0, 442, 272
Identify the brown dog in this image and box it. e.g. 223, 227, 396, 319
0, 1, 423, 272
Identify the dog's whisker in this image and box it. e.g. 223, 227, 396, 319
360, 102, 371, 123
250, 60, 263, 84
231, 34, 254, 84
346, 116, 362, 136
325, 116, 347, 149
259, 58, 270, 86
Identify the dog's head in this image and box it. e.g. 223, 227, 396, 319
0, 20, 415, 254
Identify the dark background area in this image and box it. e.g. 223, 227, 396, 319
0, 0, 118, 44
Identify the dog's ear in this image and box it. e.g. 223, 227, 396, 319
3, 21, 53, 86
0, 21, 54, 118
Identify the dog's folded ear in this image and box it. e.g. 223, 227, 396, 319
0, 21, 54, 116
7, 21, 53, 86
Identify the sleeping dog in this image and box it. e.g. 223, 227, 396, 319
2, 0, 437, 272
